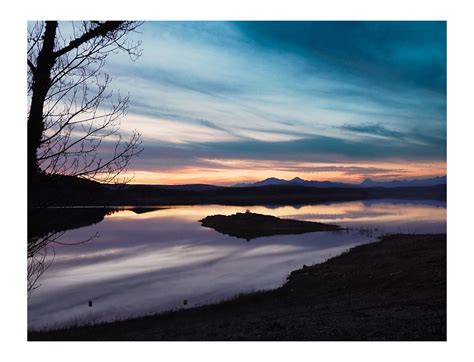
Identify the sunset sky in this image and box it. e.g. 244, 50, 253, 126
105, 21, 446, 185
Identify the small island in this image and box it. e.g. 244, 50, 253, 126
199, 211, 341, 240
129, 207, 166, 214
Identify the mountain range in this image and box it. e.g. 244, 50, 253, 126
104, 175, 447, 191
233, 175, 447, 188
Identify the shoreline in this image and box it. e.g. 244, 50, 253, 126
29, 233, 446, 341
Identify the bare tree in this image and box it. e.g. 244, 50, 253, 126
27, 22, 144, 292
27, 21, 144, 183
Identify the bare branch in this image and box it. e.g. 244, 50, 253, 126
53, 21, 142, 59
27, 59, 36, 74
28, 21, 144, 183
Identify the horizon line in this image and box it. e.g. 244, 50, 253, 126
124, 173, 447, 187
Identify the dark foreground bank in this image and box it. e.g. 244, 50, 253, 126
29, 234, 446, 341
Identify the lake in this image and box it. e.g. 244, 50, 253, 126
28, 199, 446, 330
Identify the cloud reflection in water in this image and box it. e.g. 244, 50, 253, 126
28, 201, 446, 330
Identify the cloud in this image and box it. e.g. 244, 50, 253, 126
234, 21, 446, 94
195, 134, 446, 163
339, 123, 405, 140
338, 122, 446, 150
92, 21, 446, 182
116, 130, 445, 181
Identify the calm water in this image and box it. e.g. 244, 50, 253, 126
28, 199, 446, 330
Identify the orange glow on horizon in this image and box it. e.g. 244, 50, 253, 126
120, 159, 447, 185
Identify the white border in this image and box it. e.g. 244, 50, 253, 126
2, 0, 473, 361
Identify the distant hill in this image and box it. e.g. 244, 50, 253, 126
358, 175, 447, 188
234, 175, 446, 188
29, 174, 447, 207
105, 183, 222, 192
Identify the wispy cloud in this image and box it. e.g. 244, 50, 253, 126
98, 21, 446, 184
339, 123, 405, 140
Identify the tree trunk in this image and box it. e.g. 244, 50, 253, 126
28, 21, 57, 179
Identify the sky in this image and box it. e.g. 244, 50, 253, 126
104, 21, 446, 185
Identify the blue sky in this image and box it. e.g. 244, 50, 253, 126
105, 21, 446, 184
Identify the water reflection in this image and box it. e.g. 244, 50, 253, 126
28, 200, 446, 330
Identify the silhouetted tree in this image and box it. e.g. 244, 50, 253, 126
27, 21, 143, 183
27, 21, 144, 293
